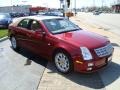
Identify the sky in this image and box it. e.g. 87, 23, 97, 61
0, 0, 118, 8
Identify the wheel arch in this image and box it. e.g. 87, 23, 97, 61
52, 47, 72, 61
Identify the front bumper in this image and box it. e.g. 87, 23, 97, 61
73, 55, 112, 73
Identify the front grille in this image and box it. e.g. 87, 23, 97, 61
94, 43, 113, 57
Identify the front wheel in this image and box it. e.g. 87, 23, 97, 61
54, 51, 73, 74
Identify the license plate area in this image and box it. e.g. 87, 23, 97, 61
95, 59, 106, 66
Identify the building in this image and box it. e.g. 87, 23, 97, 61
112, 3, 120, 13
29, 7, 48, 14
0, 5, 31, 13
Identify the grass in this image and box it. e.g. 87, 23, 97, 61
0, 29, 8, 38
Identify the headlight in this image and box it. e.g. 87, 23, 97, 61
80, 47, 93, 60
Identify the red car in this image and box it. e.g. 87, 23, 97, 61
8, 16, 114, 73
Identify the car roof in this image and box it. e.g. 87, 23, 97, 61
11, 15, 64, 26
19, 15, 63, 21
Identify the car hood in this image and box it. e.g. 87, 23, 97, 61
54, 30, 109, 49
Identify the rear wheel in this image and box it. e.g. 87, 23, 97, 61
54, 51, 73, 74
11, 36, 19, 51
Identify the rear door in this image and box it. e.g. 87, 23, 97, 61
28, 20, 57, 58
15, 19, 32, 49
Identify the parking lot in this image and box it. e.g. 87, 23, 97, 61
0, 40, 47, 90
0, 13, 120, 90
38, 13, 120, 90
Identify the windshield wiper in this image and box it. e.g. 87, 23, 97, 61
53, 28, 80, 34
53, 31, 70, 34
69, 28, 80, 31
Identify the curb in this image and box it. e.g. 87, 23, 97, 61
0, 36, 8, 42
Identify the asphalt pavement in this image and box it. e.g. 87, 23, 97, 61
38, 13, 120, 90
77, 12, 120, 36
0, 13, 120, 90
0, 40, 48, 90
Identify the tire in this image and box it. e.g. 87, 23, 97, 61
11, 36, 19, 51
54, 51, 73, 74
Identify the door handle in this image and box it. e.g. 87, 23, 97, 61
26, 33, 32, 37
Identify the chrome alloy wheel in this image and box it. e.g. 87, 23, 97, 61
11, 37, 17, 49
55, 53, 70, 73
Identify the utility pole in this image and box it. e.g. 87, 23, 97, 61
117, 0, 120, 3
93, 0, 96, 11
102, 0, 103, 7
74, 0, 77, 15
59, 0, 61, 9
60, 0, 64, 9
11, 0, 13, 13
63, 0, 68, 17
102, 0, 104, 11
93, 0, 95, 7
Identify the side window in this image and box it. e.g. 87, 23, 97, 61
30, 20, 41, 31
18, 19, 30, 29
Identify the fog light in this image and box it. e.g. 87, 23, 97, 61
87, 67, 92, 71
88, 63, 94, 67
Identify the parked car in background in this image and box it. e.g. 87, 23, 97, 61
50, 11, 63, 17
10, 12, 18, 18
29, 12, 38, 16
10, 12, 25, 18
8, 16, 114, 74
0, 13, 12, 28
93, 10, 102, 15
17, 13, 25, 17
39, 11, 63, 17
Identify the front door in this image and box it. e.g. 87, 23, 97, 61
27, 20, 56, 59
25, 20, 48, 55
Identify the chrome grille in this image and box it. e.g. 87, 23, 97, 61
94, 43, 113, 57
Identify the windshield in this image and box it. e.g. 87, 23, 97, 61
43, 19, 80, 34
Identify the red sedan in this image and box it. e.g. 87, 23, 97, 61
8, 16, 114, 73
